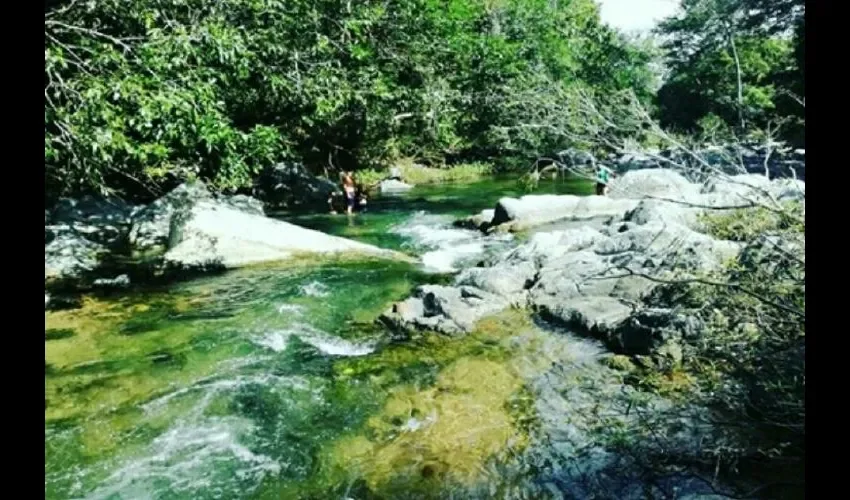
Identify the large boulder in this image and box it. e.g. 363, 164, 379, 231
701, 173, 774, 201
593, 222, 740, 272
608, 169, 701, 201
491, 194, 638, 230
163, 200, 409, 270
537, 295, 633, 338
128, 181, 213, 254
772, 178, 806, 201
528, 250, 613, 304
127, 182, 265, 255
252, 161, 338, 210
622, 199, 702, 229
45, 229, 107, 284
48, 196, 138, 247
502, 227, 610, 269
454, 261, 537, 304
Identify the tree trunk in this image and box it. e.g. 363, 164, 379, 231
727, 30, 746, 131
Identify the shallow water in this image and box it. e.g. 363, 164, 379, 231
46, 175, 715, 499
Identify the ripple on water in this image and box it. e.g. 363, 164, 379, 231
276, 303, 305, 315
83, 417, 282, 500
299, 281, 329, 297
390, 211, 513, 273
252, 324, 377, 357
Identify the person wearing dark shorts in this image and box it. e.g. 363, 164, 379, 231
595, 165, 615, 195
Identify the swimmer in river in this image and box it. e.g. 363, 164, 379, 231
341, 170, 356, 215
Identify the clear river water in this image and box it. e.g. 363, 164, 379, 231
46, 175, 711, 499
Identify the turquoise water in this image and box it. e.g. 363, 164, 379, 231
46, 175, 635, 499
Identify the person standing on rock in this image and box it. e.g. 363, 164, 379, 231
595, 165, 616, 195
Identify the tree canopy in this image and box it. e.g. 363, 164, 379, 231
654, 0, 804, 144
45, 0, 654, 202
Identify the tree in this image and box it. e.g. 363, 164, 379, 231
654, 0, 804, 144
45, 0, 657, 202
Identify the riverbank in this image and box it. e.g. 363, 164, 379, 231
381, 168, 805, 497
357, 159, 494, 188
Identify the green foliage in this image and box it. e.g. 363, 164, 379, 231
45, 0, 656, 202
655, 0, 804, 144
699, 202, 803, 241
655, 204, 804, 487
357, 160, 493, 188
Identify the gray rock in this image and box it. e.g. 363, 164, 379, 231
491, 194, 638, 230
45, 230, 107, 283
623, 199, 702, 229
454, 261, 536, 303
701, 173, 774, 201
379, 285, 509, 336
129, 181, 213, 254
378, 179, 414, 194
593, 222, 740, 273
252, 161, 337, 210
614, 152, 662, 172
502, 227, 610, 269
49, 196, 136, 246
537, 296, 633, 338
608, 169, 701, 201
772, 178, 806, 201
556, 148, 597, 167
610, 308, 704, 355
163, 200, 409, 270
528, 251, 612, 303
737, 233, 804, 278
454, 209, 495, 231
219, 194, 265, 216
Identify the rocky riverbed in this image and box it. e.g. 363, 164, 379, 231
385, 168, 804, 362
45, 179, 412, 306
45, 167, 803, 499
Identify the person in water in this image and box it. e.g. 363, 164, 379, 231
341, 170, 357, 215
595, 164, 616, 195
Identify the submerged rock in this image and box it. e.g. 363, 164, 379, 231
454, 209, 495, 231
378, 179, 414, 194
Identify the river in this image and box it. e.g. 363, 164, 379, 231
45, 175, 710, 499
